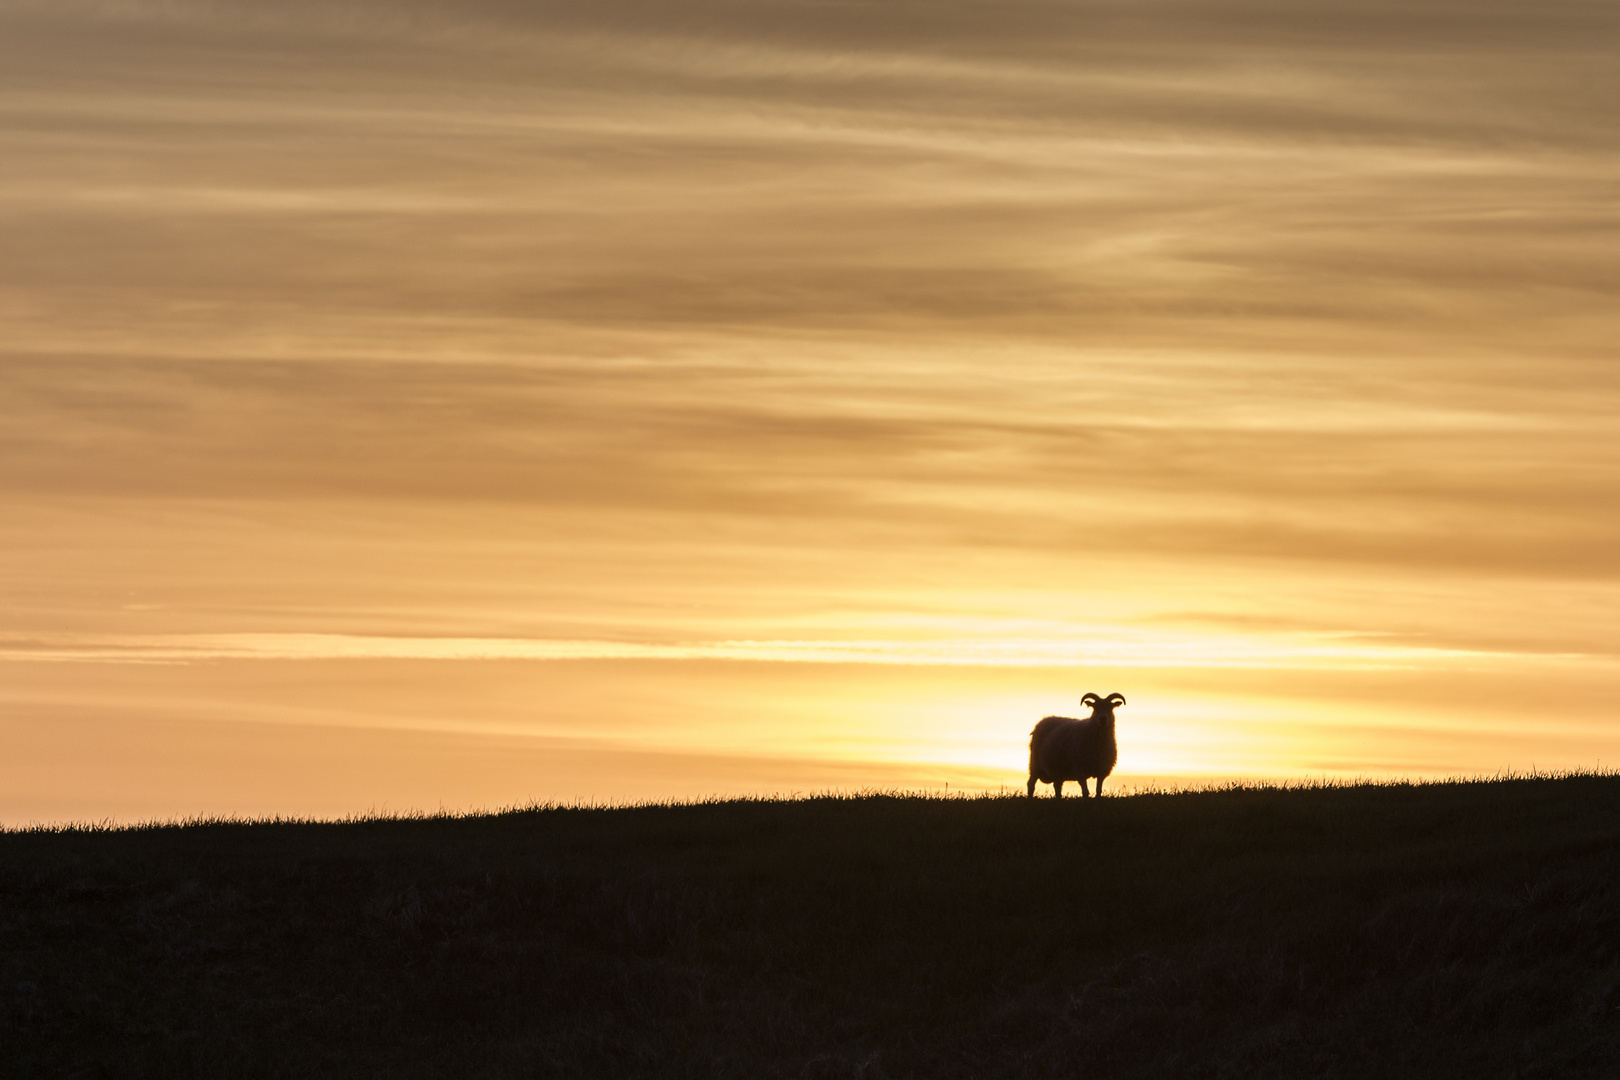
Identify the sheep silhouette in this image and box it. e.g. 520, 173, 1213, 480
1027, 692, 1125, 798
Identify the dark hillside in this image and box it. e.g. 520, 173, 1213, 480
3, 776, 1619, 1078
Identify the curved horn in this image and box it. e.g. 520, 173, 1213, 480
1106, 693, 1126, 705
1080, 692, 1101, 706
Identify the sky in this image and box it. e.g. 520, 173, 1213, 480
3, 0, 1619, 822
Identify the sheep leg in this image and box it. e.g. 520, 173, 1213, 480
1052, 780, 1064, 798
1078, 778, 1091, 798
1026, 775, 1037, 797
1095, 776, 1105, 797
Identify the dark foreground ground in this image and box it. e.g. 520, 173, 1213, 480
3, 776, 1619, 1079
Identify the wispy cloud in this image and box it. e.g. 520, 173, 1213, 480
0, 631, 1567, 671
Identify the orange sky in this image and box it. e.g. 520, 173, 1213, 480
3, 1, 1619, 822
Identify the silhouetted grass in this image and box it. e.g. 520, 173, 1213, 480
3, 774, 1618, 1078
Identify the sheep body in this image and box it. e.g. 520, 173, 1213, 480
1027, 692, 1125, 798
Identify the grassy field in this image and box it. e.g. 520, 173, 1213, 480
3, 775, 1618, 1079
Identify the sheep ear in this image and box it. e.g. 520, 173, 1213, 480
1107, 693, 1126, 706
1081, 693, 1100, 705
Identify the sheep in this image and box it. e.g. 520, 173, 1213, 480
1026, 692, 1126, 798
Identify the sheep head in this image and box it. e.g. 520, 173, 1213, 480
1080, 692, 1127, 721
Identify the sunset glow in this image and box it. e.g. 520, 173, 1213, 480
4, 0, 1619, 822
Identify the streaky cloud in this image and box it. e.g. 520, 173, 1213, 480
0, 631, 1572, 671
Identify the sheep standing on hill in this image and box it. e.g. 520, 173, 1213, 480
1027, 693, 1126, 798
